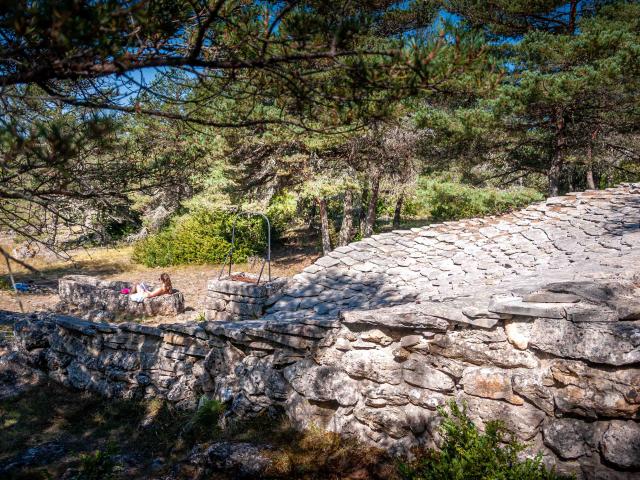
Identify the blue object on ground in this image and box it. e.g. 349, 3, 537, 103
14, 283, 30, 292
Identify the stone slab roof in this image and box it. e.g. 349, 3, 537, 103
265, 184, 640, 321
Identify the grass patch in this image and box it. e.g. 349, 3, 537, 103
0, 246, 141, 295
0, 385, 395, 479
196, 412, 396, 479
0, 324, 13, 341
76, 442, 119, 480
179, 397, 225, 441
0, 277, 11, 291
263, 422, 396, 479
0, 382, 188, 479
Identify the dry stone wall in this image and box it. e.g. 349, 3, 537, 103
9, 183, 640, 480
58, 275, 185, 320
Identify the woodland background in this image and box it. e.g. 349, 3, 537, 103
1, 0, 638, 267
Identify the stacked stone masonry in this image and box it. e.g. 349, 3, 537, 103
58, 275, 185, 320
10, 184, 640, 479
266, 184, 640, 319
205, 276, 287, 321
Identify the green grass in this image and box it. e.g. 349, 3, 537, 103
0, 383, 187, 479
0, 384, 394, 479
0, 276, 12, 291
76, 442, 119, 480
0, 324, 13, 341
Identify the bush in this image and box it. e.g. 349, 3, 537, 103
180, 397, 226, 442
266, 192, 299, 238
398, 401, 571, 480
75, 443, 118, 480
132, 209, 267, 267
417, 179, 543, 222
0, 276, 11, 290
192, 397, 226, 427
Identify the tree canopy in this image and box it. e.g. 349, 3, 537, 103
0, 0, 638, 258
419, 0, 640, 194
1, 0, 466, 253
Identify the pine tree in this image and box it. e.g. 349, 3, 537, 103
425, 0, 640, 194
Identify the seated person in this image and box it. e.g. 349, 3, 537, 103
128, 273, 173, 303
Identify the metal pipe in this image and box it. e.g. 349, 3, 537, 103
217, 210, 271, 284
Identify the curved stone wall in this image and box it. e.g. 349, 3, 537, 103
9, 183, 640, 479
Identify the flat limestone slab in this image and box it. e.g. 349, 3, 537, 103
488, 297, 566, 319
207, 279, 267, 298
341, 302, 499, 330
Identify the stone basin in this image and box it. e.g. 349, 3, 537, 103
58, 275, 185, 318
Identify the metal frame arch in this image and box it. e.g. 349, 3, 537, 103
217, 210, 271, 285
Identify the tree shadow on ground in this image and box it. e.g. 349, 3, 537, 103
0, 381, 187, 479
0, 382, 397, 480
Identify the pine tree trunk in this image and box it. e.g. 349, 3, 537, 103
548, 153, 562, 197
309, 203, 317, 229
586, 130, 597, 190
362, 173, 380, 238
318, 197, 331, 255
359, 186, 368, 235
392, 193, 404, 229
568, 0, 578, 34
549, 110, 566, 197
568, 171, 575, 193
338, 189, 355, 246
586, 168, 595, 190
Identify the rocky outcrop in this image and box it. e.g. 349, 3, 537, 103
0, 441, 68, 476
8, 183, 640, 479
58, 275, 185, 319
0, 351, 47, 401
189, 442, 273, 478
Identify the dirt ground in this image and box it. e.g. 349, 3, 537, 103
0, 244, 318, 320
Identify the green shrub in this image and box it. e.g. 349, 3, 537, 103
399, 196, 423, 218
132, 209, 267, 267
193, 397, 226, 427
0, 276, 11, 290
76, 443, 118, 480
266, 192, 299, 237
417, 179, 543, 222
180, 397, 226, 441
398, 401, 570, 480
378, 193, 425, 219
